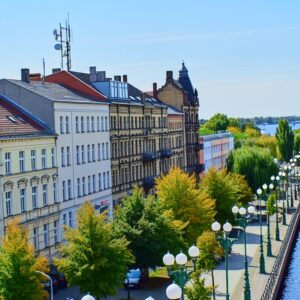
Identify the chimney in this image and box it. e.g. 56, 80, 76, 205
166, 71, 173, 82
52, 68, 61, 74
96, 71, 106, 82
153, 82, 157, 98
29, 73, 41, 81
114, 75, 122, 82
122, 75, 128, 82
90, 66, 97, 82
21, 68, 30, 83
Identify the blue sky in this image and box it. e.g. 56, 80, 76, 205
1, 0, 299, 118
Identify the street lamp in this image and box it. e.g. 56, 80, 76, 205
81, 293, 96, 300
271, 175, 281, 241
163, 245, 200, 300
279, 172, 287, 225
262, 183, 273, 257
145, 297, 155, 300
256, 188, 266, 273
232, 205, 255, 300
211, 220, 233, 300
166, 283, 182, 300
36, 271, 53, 300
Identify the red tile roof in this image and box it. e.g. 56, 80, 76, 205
0, 95, 49, 138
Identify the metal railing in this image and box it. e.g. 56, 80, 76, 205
261, 205, 300, 300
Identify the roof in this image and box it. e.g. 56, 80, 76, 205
0, 94, 54, 138
178, 62, 196, 104
7, 79, 100, 103
166, 104, 183, 115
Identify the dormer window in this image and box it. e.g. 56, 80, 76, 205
7, 115, 17, 123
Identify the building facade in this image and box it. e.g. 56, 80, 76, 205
157, 63, 200, 175
0, 73, 112, 245
0, 94, 59, 258
199, 132, 234, 173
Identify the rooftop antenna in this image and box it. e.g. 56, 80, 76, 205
53, 15, 72, 71
42, 58, 46, 83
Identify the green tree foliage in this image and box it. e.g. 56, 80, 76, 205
185, 271, 212, 300
0, 219, 48, 300
267, 193, 277, 215
254, 135, 277, 158
55, 202, 133, 300
204, 113, 229, 132
156, 168, 216, 244
294, 133, 300, 154
113, 187, 185, 270
275, 119, 294, 162
227, 146, 278, 192
199, 126, 214, 136
200, 169, 252, 224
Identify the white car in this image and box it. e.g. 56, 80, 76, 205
124, 268, 142, 288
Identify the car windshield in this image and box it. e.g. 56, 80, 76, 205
127, 270, 140, 278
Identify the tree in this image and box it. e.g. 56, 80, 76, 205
55, 201, 133, 300
254, 135, 277, 158
197, 231, 223, 300
267, 193, 277, 216
275, 119, 294, 162
185, 271, 212, 300
156, 168, 216, 244
0, 219, 48, 300
227, 146, 278, 192
204, 113, 229, 132
294, 133, 300, 154
113, 187, 185, 270
199, 126, 214, 136
200, 169, 252, 224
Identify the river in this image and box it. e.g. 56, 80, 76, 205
281, 230, 300, 299
257, 123, 300, 136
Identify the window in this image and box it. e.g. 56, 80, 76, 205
42, 184, 48, 206
87, 145, 91, 163
103, 172, 106, 190
5, 152, 11, 174
97, 117, 100, 131
82, 177, 86, 195
54, 221, 58, 243
61, 147, 65, 167
63, 213, 67, 225
41, 149, 47, 169
51, 148, 55, 167
32, 186, 37, 209
66, 146, 71, 166
62, 181, 66, 201
107, 171, 110, 188
77, 178, 81, 197
68, 211, 73, 227
98, 143, 101, 161
88, 176, 91, 194
76, 116, 79, 133
91, 116, 95, 132
93, 175, 96, 192
53, 182, 57, 203
60, 116, 64, 133
33, 227, 39, 250
44, 224, 49, 247
101, 117, 104, 131
102, 143, 105, 160
20, 188, 26, 212
81, 145, 85, 163
5, 191, 12, 215
106, 143, 109, 159
87, 116, 90, 132
81, 116, 84, 132
66, 116, 70, 133
67, 179, 72, 199
92, 144, 95, 162
76, 145, 80, 164
105, 116, 108, 131
98, 173, 102, 191
19, 151, 25, 172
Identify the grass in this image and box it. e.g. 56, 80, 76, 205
149, 267, 169, 278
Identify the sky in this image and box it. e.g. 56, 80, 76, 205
0, 0, 299, 119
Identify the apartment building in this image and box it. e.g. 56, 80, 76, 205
0, 94, 59, 258
0, 71, 112, 243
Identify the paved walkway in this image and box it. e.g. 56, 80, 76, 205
202, 200, 298, 300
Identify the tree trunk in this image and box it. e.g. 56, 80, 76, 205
211, 269, 216, 300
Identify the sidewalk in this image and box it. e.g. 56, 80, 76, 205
203, 200, 297, 300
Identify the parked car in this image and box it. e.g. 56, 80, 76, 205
124, 268, 147, 289
49, 265, 68, 289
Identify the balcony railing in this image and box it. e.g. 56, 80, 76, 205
143, 176, 155, 189
160, 149, 173, 159
143, 151, 160, 161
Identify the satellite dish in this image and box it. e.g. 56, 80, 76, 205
53, 29, 58, 36
54, 43, 62, 50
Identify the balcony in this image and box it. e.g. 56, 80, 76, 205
143, 176, 155, 189
195, 142, 203, 151
143, 151, 160, 161
160, 149, 173, 159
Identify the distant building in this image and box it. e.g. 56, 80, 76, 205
199, 132, 234, 173
0, 94, 58, 258
0, 71, 113, 246
157, 63, 200, 176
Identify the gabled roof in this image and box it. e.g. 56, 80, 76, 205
178, 62, 196, 104
0, 93, 54, 138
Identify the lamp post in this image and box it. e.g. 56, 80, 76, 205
279, 171, 287, 225
36, 271, 53, 300
211, 220, 233, 300
232, 205, 255, 300
166, 283, 182, 300
256, 188, 266, 273
283, 165, 290, 209
163, 245, 200, 300
271, 175, 281, 241
262, 183, 273, 257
